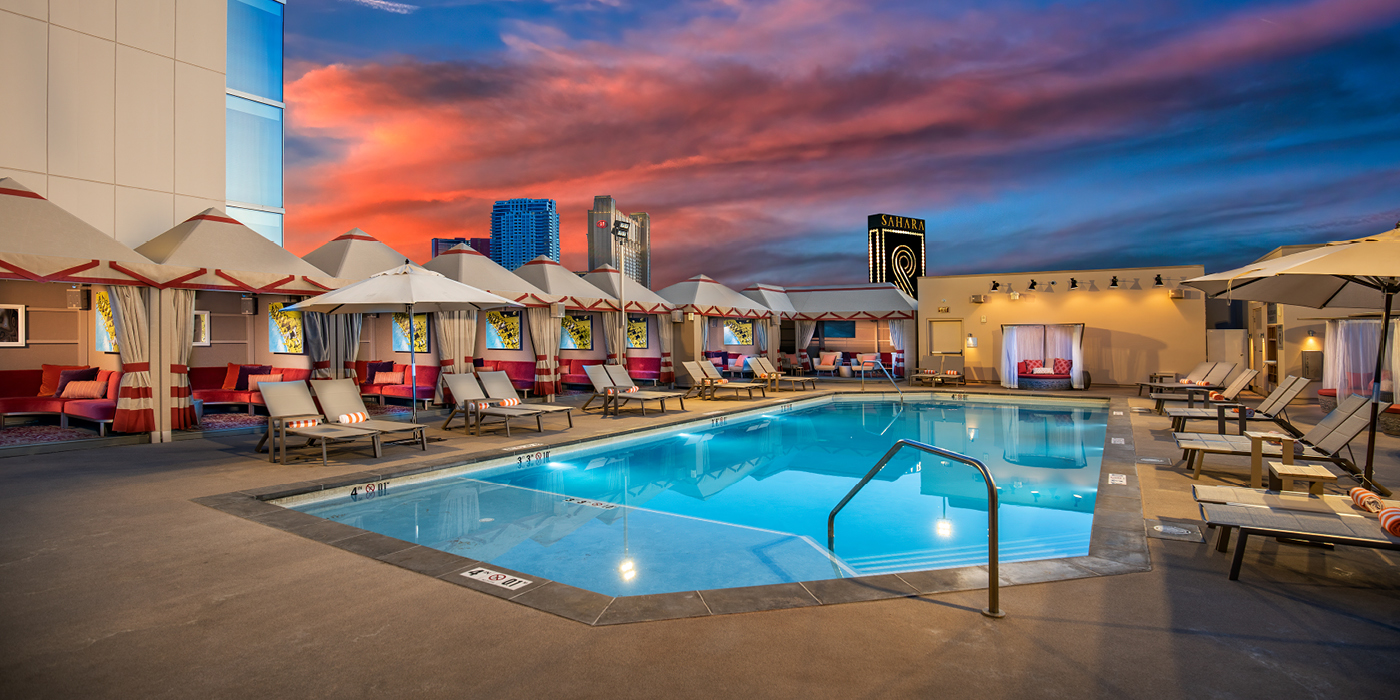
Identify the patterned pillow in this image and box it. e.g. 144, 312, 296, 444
60, 380, 107, 399
375, 371, 404, 385
498, 398, 521, 407
1052, 358, 1071, 374
247, 373, 283, 392
1032, 367, 1054, 375
1025, 359, 1043, 370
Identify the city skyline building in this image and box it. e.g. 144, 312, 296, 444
431, 237, 490, 258
490, 198, 559, 270
587, 195, 651, 287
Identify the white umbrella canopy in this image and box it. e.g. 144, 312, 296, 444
1184, 227, 1400, 493
285, 263, 522, 423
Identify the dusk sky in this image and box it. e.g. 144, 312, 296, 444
283, 0, 1400, 289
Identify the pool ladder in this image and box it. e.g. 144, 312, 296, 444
858, 359, 904, 404
827, 439, 1004, 619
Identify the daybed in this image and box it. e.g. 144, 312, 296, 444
0, 366, 126, 435
1017, 359, 1073, 391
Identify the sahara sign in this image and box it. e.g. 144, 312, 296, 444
867, 213, 926, 299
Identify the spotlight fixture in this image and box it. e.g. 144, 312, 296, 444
990, 281, 1000, 292
1154, 274, 1164, 287
611, 219, 632, 238
1109, 276, 1119, 289
1028, 279, 1038, 290
1068, 278, 1079, 290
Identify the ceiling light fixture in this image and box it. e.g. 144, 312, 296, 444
1109, 276, 1119, 289
1154, 274, 1164, 287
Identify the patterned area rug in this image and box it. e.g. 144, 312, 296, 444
0, 425, 102, 447
197, 404, 413, 432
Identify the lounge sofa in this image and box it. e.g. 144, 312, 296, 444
190, 365, 314, 414
0, 367, 125, 435
360, 363, 441, 408
559, 358, 606, 387
478, 360, 536, 392
627, 356, 662, 383
1018, 358, 1072, 390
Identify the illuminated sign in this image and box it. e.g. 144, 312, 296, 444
867, 213, 926, 298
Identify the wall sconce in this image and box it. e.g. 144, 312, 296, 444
1008, 291, 1020, 300
1068, 278, 1079, 290
1108, 276, 1119, 289
966, 334, 977, 348
1028, 279, 1038, 290
1308, 330, 1316, 337
1154, 274, 1164, 287
686, 312, 696, 322
990, 281, 1000, 292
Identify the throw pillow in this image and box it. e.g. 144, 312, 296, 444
222, 363, 242, 391
247, 373, 284, 392
234, 364, 272, 391
1032, 367, 1054, 375
39, 364, 87, 397
1024, 359, 1043, 370
1052, 358, 1072, 374
55, 367, 100, 397
60, 380, 107, 399
375, 371, 404, 385
366, 360, 394, 384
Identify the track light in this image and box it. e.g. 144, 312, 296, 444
1069, 278, 1079, 290
1109, 276, 1119, 289
1153, 274, 1163, 287
1028, 279, 1037, 290
990, 281, 1000, 292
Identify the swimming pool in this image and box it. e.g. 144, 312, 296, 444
281, 395, 1108, 597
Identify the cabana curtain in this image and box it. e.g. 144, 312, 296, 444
108, 285, 155, 433
338, 314, 363, 380
657, 314, 675, 383
1325, 319, 1396, 398
795, 320, 817, 369
705, 317, 721, 352
604, 311, 625, 364
305, 312, 334, 379
1000, 326, 1019, 388
525, 306, 559, 395
1001, 323, 1086, 389
434, 310, 477, 375
164, 289, 196, 429
755, 319, 768, 357
1070, 324, 1085, 389
889, 320, 908, 378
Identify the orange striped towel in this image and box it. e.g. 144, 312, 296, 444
626, 386, 639, 393
475, 402, 494, 410
1380, 508, 1400, 537
338, 412, 368, 424
499, 398, 520, 407
1208, 391, 1225, 401
1195, 380, 1210, 386
286, 419, 317, 428
1178, 379, 1192, 384
1350, 487, 1384, 513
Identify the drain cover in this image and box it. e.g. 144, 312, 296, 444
1138, 457, 1169, 465
1144, 519, 1204, 543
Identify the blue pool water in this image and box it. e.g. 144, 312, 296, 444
286, 396, 1108, 597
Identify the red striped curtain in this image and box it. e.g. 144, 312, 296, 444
109, 285, 155, 433
166, 288, 197, 429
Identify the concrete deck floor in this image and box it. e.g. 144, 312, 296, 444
1, 383, 1398, 698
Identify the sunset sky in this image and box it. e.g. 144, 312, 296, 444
283, 0, 1400, 290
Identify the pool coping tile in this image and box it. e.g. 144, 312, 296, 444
194, 390, 1154, 625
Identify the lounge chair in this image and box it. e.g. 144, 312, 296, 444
1166, 376, 1309, 434
1174, 393, 1387, 482
1197, 500, 1399, 580
680, 361, 719, 400
751, 356, 815, 391
441, 373, 544, 436
311, 378, 428, 452
253, 381, 380, 466
1138, 361, 1215, 395
580, 364, 678, 416
697, 359, 767, 399
1152, 369, 1258, 415
604, 365, 686, 413
477, 370, 574, 429
814, 352, 841, 377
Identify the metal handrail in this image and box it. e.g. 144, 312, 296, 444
859, 359, 904, 404
827, 439, 1004, 618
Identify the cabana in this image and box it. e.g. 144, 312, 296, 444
301, 228, 408, 280
1000, 323, 1086, 390
581, 264, 677, 385
740, 284, 796, 363
513, 257, 628, 387
423, 244, 561, 395
1321, 318, 1398, 434
136, 210, 351, 422
656, 274, 771, 379
746, 283, 916, 377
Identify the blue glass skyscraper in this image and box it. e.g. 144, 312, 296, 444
490, 199, 560, 270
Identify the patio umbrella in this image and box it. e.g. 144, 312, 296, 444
1183, 227, 1400, 492
286, 262, 522, 422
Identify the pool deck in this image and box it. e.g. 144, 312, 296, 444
2, 382, 1398, 697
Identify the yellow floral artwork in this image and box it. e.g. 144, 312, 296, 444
268, 302, 304, 354
486, 310, 521, 350
627, 317, 648, 349
392, 312, 430, 352
723, 319, 753, 346
560, 315, 593, 350
95, 290, 119, 353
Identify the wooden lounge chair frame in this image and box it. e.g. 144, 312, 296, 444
1198, 501, 1400, 580
1151, 369, 1258, 414
1138, 361, 1215, 395
1166, 376, 1309, 433
751, 356, 815, 391
441, 373, 544, 436
697, 360, 767, 399
253, 381, 381, 466
477, 370, 574, 429
603, 365, 686, 414
312, 378, 428, 452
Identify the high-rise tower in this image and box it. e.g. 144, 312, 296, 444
490, 198, 559, 270
587, 196, 651, 286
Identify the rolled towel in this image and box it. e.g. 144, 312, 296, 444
1178, 379, 1192, 384
1195, 380, 1210, 386
498, 398, 520, 407
338, 411, 367, 424
1350, 487, 1384, 513
286, 419, 317, 428
1229, 407, 1257, 418
1209, 391, 1226, 401
475, 401, 493, 410
626, 386, 639, 393
1380, 508, 1400, 537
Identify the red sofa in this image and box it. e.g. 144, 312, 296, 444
627, 356, 662, 383
361, 363, 441, 407
1018, 359, 1072, 382
190, 366, 314, 413
480, 360, 537, 392
0, 368, 124, 435
559, 358, 605, 386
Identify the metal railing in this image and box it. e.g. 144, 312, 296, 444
859, 359, 904, 404
827, 439, 1004, 618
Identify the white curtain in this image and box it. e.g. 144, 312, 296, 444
755, 319, 768, 357
795, 319, 818, 369
657, 313, 675, 383
1070, 323, 1085, 389
888, 320, 909, 378
1015, 325, 1045, 364
1000, 325, 1020, 388
164, 289, 196, 429
524, 306, 560, 396
603, 311, 625, 364
1325, 319, 1397, 399
434, 310, 477, 375
705, 317, 721, 352
1045, 324, 1074, 363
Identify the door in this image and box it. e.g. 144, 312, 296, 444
926, 319, 964, 374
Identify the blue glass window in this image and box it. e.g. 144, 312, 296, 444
227, 206, 284, 246
226, 95, 283, 208
227, 0, 284, 102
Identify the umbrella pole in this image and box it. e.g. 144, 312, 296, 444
1362, 289, 1394, 492
409, 303, 417, 424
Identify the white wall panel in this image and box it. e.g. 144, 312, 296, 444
0, 11, 47, 174
174, 193, 223, 223
117, 0, 176, 57
51, 0, 116, 41
116, 45, 174, 191
174, 62, 224, 201
175, 0, 225, 74
115, 185, 174, 248
48, 27, 116, 183
49, 176, 117, 237
0, 0, 48, 21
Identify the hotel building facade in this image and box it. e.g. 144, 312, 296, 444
0, 0, 285, 246
587, 195, 651, 287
